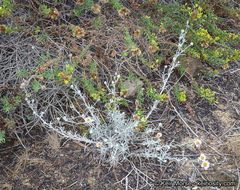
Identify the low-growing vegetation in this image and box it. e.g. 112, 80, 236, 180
0, 0, 239, 189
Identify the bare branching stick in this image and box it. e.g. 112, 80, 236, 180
146, 20, 193, 120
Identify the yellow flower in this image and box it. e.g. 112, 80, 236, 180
58, 72, 63, 77
66, 64, 74, 72
64, 80, 69, 84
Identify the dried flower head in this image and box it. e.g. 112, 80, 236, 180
76, 0, 84, 6
105, 103, 111, 109
199, 153, 206, 161
92, 4, 101, 14
96, 142, 103, 147
37, 75, 44, 81
131, 48, 141, 56
159, 26, 167, 33
132, 2, 141, 9
149, 45, 158, 53
85, 117, 93, 123
134, 28, 141, 39
156, 132, 162, 137
118, 8, 131, 17
200, 41, 209, 48
133, 115, 140, 121
72, 26, 86, 39
110, 50, 117, 57
72, 56, 78, 62
120, 90, 128, 97
41, 85, 47, 91
135, 123, 143, 131
201, 160, 210, 170
194, 139, 202, 148
48, 8, 59, 20
0, 25, 6, 33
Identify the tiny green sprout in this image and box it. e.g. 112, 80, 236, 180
40, 4, 51, 15
213, 69, 219, 75
66, 64, 74, 73
93, 16, 102, 29
200, 88, 218, 104
34, 26, 41, 35
122, 52, 128, 57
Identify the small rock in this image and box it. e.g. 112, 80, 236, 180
123, 79, 143, 98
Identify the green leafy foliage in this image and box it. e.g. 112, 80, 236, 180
74, 0, 94, 16
0, 0, 13, 17
4, 118, 15, 129
93, 16, 102, 29
155, 1, 240, 68
124, 28, 135, 49
174, 84, 186, 103
1, 96, 14, 113
40, 4, 51, 15
16, 69, 29, 78
43, 70, 55, 80
147, 83, 167, 101
0, 131, 5, 144
13, 96, 21, 104
31, 80, 41, 93
109, 0, 123, 10
193, 82, 218, 104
